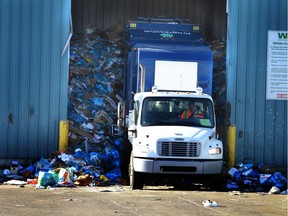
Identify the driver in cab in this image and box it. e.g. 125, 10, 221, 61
181, 102, 204, 119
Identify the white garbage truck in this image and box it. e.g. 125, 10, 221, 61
118, 18, 230, 189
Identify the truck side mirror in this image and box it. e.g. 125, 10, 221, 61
117, 101, 126, 129
128, 110, 137, 138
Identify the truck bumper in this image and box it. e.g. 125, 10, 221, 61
133, 158, 223, 174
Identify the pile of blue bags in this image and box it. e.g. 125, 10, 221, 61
226, 163, 287, 193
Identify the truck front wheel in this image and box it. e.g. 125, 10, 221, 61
129, 152, 144, 190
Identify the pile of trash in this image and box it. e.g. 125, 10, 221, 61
0, 148, 125, 188
66, 25, 126, 179
68, 25, 124, 146
208, 40, 227, 102
207, 40, 227, 140
225, 163, 287, 194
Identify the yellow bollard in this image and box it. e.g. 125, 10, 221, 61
226, 125, 236, 168
59, 120, 69, 152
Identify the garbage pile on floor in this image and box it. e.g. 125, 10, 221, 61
225, 163, 287, 194
0, 149, 123, 188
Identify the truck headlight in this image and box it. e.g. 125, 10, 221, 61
208, 147, 222, 155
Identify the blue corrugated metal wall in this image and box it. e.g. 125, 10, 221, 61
227, 0, 287, 165
0, 0, 71, 159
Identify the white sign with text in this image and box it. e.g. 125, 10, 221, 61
266, 30, 288, 100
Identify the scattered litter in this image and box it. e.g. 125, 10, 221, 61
202, 200, 218, 207
74, 174, 92, 186
10, 160, 19, 174
99, 188, 123, 192
268, 186, 280, 194
46, 186, 57, 190
229, 191, 242, 195
65, 198, 74, 201
259, 174, 271, 184
3, 169, 11, 175
4, 180, 27, 185
37, 171, 58, 188
5, 174, 24, 180
226, 180, 239, 189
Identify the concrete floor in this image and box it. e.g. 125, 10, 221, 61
0, 184, 287, 216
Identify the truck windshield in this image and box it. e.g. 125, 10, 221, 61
141, 97, 215, 128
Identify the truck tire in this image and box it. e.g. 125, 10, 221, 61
129, 152, 144, 190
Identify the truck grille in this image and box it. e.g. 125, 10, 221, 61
157, 141, 201, 157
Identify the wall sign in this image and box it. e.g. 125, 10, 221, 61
266, 30, 288, 100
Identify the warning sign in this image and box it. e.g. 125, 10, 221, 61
266, 31, 288, 100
